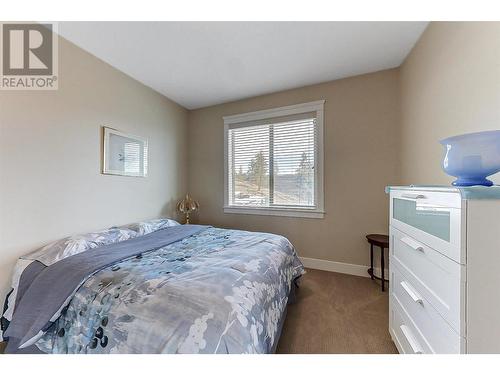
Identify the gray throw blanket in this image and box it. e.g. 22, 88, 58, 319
5, 224, 207, 349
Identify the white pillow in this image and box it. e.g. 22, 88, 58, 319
23, 218, 179, 266
23, 227, 137, 266
117, 218, 180, 236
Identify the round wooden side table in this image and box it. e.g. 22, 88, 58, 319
366, 234, 389, 292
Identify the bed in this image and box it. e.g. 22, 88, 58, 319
0, 219, 304, 354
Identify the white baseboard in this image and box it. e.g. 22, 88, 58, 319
299, 257, 388, 279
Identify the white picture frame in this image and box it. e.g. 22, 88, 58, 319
102, 126, 148, 177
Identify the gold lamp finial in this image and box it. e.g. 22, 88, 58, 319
176, 194, 199, 224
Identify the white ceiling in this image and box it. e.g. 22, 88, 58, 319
58, 22, 428, 109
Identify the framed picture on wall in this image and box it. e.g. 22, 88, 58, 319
102, 126, 148, 177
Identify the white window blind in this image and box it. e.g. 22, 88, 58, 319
224, 101, 324, 218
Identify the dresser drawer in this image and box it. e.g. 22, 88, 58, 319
390, 189, 464, 263
390, 227, 464, 333
390, 295, 430, 354
391, 267, 461, 354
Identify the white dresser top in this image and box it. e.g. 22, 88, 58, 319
386, 185, 500, 200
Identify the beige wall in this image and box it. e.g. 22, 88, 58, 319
400, 22, 500, 185
0, 36, 188, 300
187, 69, 401, 265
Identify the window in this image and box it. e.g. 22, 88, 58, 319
224, 100, 324, 218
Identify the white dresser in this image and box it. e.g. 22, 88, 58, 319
388, 185, 500, 354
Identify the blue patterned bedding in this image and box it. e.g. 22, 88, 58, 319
1, 219, 304, 354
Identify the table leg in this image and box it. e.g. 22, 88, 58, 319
381, 246, 385, 292
370, 244, 374, 280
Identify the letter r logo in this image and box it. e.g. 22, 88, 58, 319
2, 24, 53, 75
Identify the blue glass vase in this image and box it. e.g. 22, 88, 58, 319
440, 130, 500, 187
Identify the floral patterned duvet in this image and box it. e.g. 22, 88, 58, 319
2, 221, 304, 354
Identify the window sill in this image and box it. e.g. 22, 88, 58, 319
223, 206, 325, 219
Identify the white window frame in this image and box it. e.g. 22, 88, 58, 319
223, 100, 325, 219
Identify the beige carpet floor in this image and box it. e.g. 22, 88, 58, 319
0, 268, 397, 354
276, 268, 398, 354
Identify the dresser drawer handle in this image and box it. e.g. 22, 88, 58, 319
400, 237, 425, 252
400, 325, 424, 354
401, 193, 426, 200
400, 281, 424, 305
